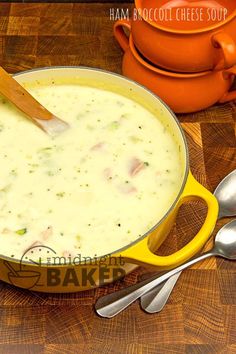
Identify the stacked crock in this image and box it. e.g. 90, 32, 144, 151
114, 0, 236, 113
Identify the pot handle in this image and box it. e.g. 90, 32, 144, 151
212, 32, 236, 70
119, 172, 218, 269
219, 66, 236, 103
113, 19, 131, 52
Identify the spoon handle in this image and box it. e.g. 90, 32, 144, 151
3, 260, 19, 277
95, 251, 215, 318
0, 67, 53, 121
140, 211, 226, 314
140, 272, 181, 313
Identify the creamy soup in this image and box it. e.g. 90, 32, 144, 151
0, 82, 184, 260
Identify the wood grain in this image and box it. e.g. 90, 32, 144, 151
0, 3, 235, 354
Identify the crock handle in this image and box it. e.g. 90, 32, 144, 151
212, 32, 236, 70
119, 172, 218, 269
219, 66, 236, 103
113, 19, 131, 52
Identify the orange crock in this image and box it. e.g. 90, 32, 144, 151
130, 0, 236, 72
114, 24, 236, 113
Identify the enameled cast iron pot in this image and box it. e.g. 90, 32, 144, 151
0, 67, 218, 292
114, 26, 236, 113
131, 0, 236, 72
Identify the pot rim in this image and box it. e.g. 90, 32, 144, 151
0, 66, 189, 267
129, 34, 220, 78
135, 0, 236, 34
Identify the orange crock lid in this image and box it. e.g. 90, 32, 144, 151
134, 0, 236, 33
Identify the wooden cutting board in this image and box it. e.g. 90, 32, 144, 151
0, 3, 235, 354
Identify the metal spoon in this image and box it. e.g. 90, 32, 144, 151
141, 169, 236, 313
95, 219, 236, 318
0, 67, 69, 136
216, 169, 236, 219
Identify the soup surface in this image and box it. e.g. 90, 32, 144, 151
0, 81, 184, 260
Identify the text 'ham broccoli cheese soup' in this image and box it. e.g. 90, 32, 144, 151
0, 83, 184, 260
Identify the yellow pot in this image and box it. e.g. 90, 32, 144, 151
0, 67, 219, 292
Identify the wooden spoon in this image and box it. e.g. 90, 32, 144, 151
0, 67, 69, 136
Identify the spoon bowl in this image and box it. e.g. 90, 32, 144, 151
214, 220, 236, 259
214, 170, 236, 218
